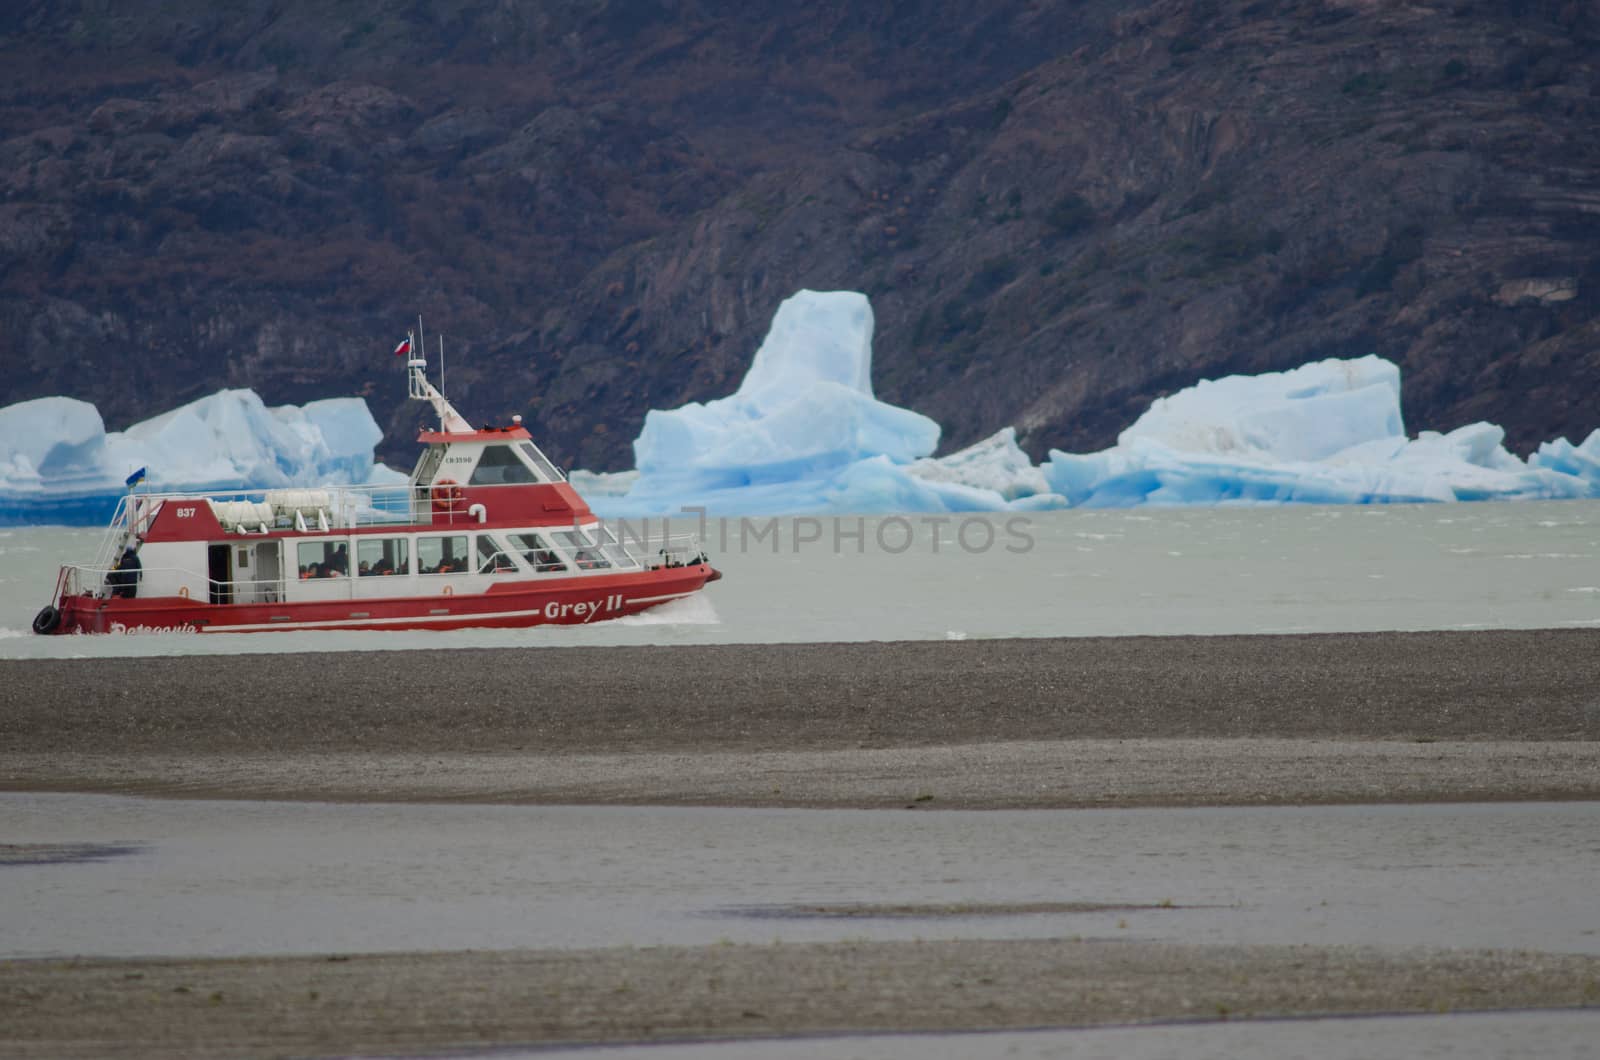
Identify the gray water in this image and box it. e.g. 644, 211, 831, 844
3, 501, 1599, 656
3, 795, 1596, 960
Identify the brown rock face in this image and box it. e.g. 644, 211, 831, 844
0, 0, 1596, 471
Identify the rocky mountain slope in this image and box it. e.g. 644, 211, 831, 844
1, 0, 1596, 471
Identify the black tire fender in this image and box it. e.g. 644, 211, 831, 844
32, 605, 61, 635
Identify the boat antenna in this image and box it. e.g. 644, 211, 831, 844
404, 328, 423, 399
403, 315, 473, 434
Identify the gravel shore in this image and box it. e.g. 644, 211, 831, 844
5, 939, 1599, 1059
4, 628, 1598, 806
8, 737, 1600, 807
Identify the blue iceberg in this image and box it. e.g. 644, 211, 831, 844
593, 290, 1035, 515
1040, 356, 1600, 506
0, 390, 404, 526
8, 289, 1599, 525
583, 290, 1600, 516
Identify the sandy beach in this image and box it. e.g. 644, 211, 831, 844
3, 629, 1599, 1057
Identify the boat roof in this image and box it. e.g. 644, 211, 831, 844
417, 425, 534, 445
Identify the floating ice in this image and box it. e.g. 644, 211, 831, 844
907, 427, 1057, 504
584, 292, 1600, 516
1529, 430, 1600, 484
1041, 358, 1600, 507
601, 290, 992, 516
0, 390, 403, 526
10, 292, 1598, 525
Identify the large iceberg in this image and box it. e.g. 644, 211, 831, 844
0, 390, 403, 526
583, 290, 1600, 516
1039, 357, 1600, 506
597, 290, 1038, 515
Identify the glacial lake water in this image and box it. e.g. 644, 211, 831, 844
5, 795, 1597, 960
2, 499, 1599, 656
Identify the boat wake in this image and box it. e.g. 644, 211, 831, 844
615, 594, 720, 626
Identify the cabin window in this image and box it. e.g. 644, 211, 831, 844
476, 534, 519, 574
518, 442, 564, 482
554, 529, 612, 571
469, 445, 539, 485
507, 532, 568, 573
297, 540, 351, 579
356, 537, 410, 577
418, 535, 470, 574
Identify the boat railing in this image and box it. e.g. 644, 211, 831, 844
61, 562, 131, 600
94, 496, 150, 573
103, 482, 435, 537
50, 565, 74, 607
648, 533, 709, 570
59, 563, 287, 604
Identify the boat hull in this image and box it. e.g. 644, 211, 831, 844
52, 564, 719, 635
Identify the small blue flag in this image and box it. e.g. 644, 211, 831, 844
125, 467, 146, 488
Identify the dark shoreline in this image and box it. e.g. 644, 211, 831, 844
4, 627, 1598, 808
5, 628, 1600, 755
5, 940, 1599, 1059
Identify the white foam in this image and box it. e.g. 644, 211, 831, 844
615, 593, 721, 626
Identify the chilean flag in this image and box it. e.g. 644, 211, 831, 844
393, 336, 412, 357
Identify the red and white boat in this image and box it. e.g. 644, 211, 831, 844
32, 337, 720, 635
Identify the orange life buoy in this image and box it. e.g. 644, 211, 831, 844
441, 584, 454, 596
431, 478, 464, 513
179, 586, 190, 599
